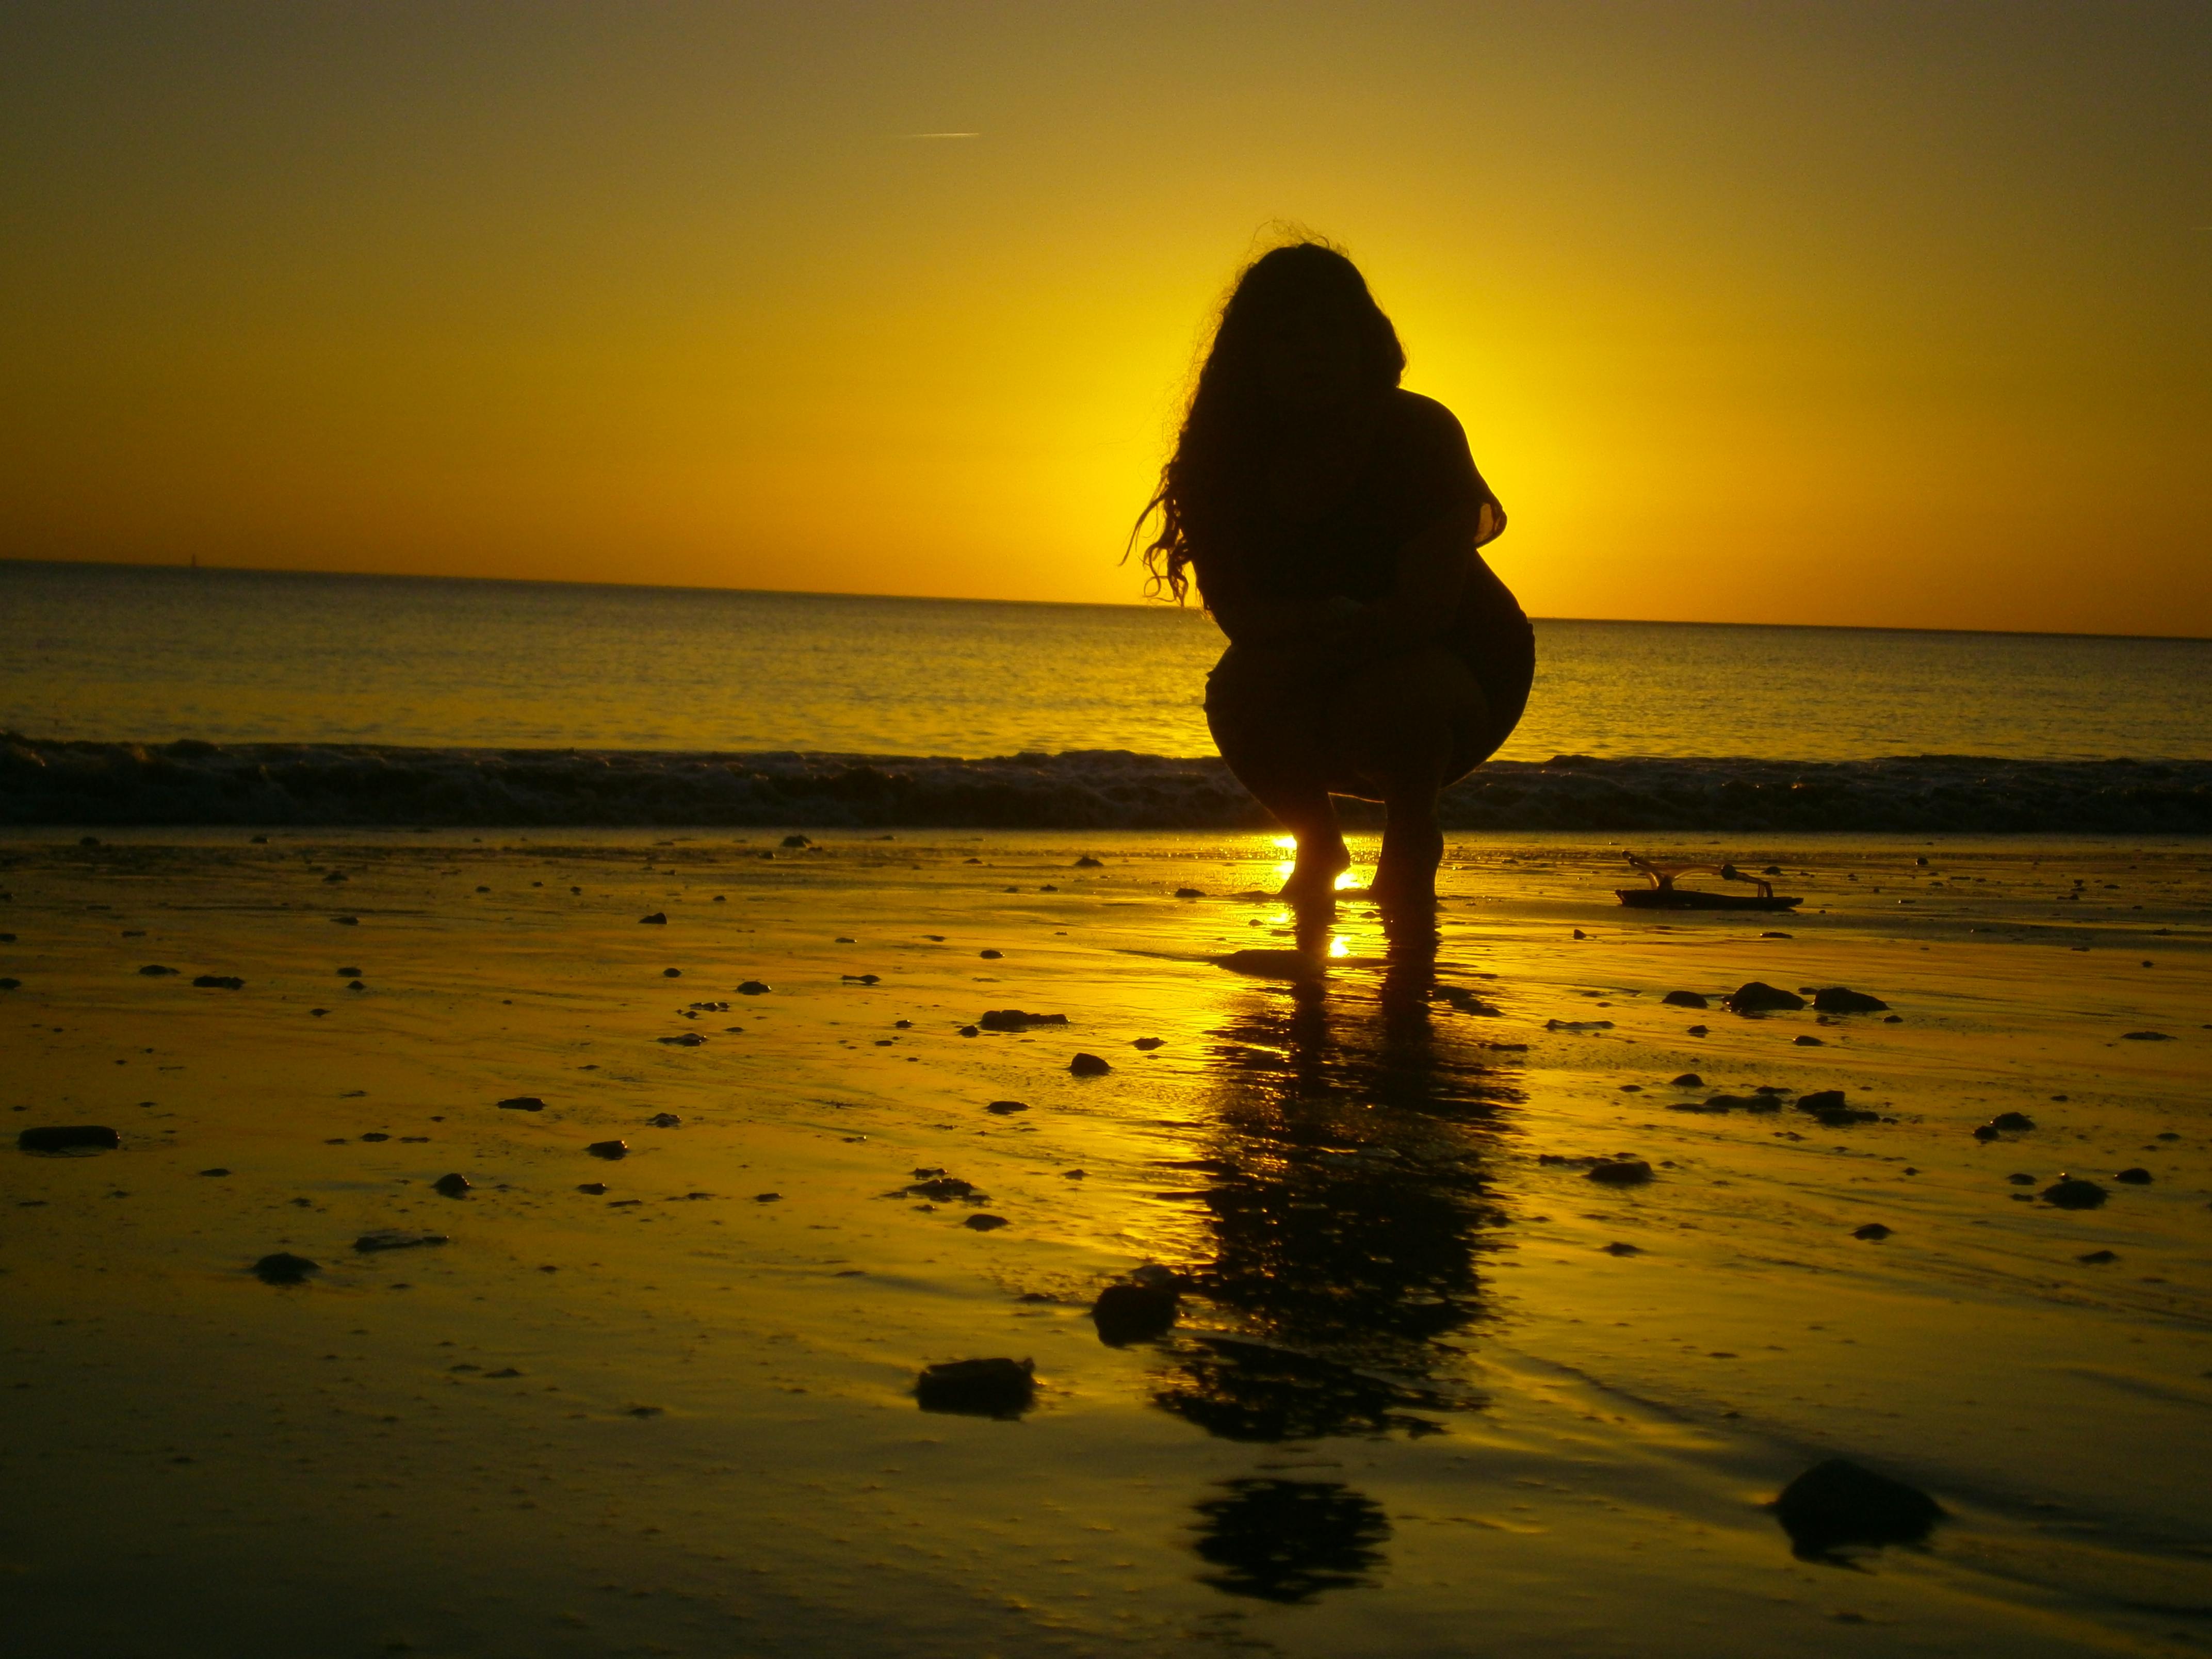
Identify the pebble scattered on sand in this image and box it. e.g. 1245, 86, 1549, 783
252, 1252, 319, 1286
1069, 1052, 1112, 1076
1812, 987, 1890, 1013
963, 1213, 1009, 1230
985, 1100, 1029, 1115
2041, 1177, 2106, 1210
191, 974, 245, 990
1726, 982, 1805, 1014
354, 1229, 448, 1253
1772, 1459, 1944, 1558
1852, 1223, 1893, 1240
1092, 1277, 1180, 1345
2115, 1167, 2153, 1184
497, 1096, 546, 1112
639, 913, 667, 925
915, 1357, 1035, 1417
19, 1125, 120, 1153
587, 1140, 629, 1160
1586, 1159, 1654, 1186
432, 1173, 471, 1197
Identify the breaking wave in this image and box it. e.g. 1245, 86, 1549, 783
4, 734, 2208, 834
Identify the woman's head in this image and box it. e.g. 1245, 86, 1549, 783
1135, 239, 1405, 601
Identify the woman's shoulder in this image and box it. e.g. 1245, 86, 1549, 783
1382, 387, 1467, 436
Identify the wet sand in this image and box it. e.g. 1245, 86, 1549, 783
3, 828, 2207, 1656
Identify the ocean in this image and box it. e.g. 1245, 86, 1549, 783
5, 559, 2209, 831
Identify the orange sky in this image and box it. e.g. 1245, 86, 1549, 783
3, 2, 2207, 635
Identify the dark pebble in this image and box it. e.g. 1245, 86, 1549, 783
199, 1167, 230, 1177
903, 1176, 981, 1201
359, 1132, 388, 1142
964, 1213, 1010, 1231
0, 978, 21, 991
662, 967, 682, 978
1669, 1073, 1703, 1087
647, 1112, 681, 1128
980, 1009, 1068, 1030
1074, 856, 1103, 868
958, 1024, 980, 1037
587, 1140, 629, 1160
2077, 1249, 2118, 1264
353, 1229, 449, 1253
18, 1125, 120, 1153
432, 1173, 471, 1198
1852, 1223, 1892, 1241
2041, 1178, 2106, 1210
2007, 1173, 2035, 1185
1586, 1159, 1654, 1186
137, 964, 177, 977
754, 1192, 782, 1202
1132, 1036, 1164, 1050
979, 949, 1003, 959
1174, 887, 1204, 898
985, 1100, 1030, 1115
2114, 1167, 2152, 1184
915, 1356, 1035, 1417
782, 834, 812, 848
191, 975, 245, 990
252, 1252, 319, 1286
1686, 1024, 1710, 1037
1812, 987, 1890, 1013
1068, 1053, 1112, 1077
2120, 1031, 2172, 1041
1092, 1279, 1179, 1345
1661, 990, 1710, 1009
737, 981, 771, 996
639, 913, 668, 925
497, 1096, 546, 1112
1726, 982, 1805, 1014
576, 1182, 607, 1195
1771, 1459, 1943, 1558
1602, 1241, 1642, 1256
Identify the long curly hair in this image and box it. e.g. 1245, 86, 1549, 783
1132, 239, 1406, 604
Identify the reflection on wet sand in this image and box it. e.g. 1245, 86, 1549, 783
1164, 904, 1524, 1595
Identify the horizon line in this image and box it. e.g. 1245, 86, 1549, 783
4, 553, 2206, 646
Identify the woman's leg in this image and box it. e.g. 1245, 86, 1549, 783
1205, 645, 1352, 902
1327, 647, 1489, 908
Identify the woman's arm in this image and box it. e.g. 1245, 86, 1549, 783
1341, 499, 1500, 653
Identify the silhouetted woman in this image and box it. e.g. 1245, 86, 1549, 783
1137, 241, 1534, 906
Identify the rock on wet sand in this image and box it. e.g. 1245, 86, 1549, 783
1771, 1459, 1943, 1558
19, 1125, 121, 1153
914, 1357, 1036, 1417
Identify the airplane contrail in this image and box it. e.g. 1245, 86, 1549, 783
904, 132, 979, 139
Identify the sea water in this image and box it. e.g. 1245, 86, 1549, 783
6, 561, 2208, 830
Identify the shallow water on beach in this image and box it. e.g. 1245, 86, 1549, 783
9, 559, 2210, 761
3, 828, 2208, 1655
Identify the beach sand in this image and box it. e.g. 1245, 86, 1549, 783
3, 827, 2207, 1656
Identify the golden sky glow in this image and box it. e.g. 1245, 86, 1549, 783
3, 2, 2207, 634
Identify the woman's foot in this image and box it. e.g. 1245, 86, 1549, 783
1370, 799, 1443, 909
1278, 837, 1352, 904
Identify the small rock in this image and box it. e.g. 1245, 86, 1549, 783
1586, 1159, 1654, 1186
432, 1173, 471, 1198
199, 1167, 230, 1177
191, 974, 245, 990
1771, 1459, 1943, 1558
963, 1213, 1009, 1231
1812, 987, 1890, 1013
1092, 1279, 1180, 1345
587, 1140, 629, 1160
1725, 982, 1805, 1014
754, 1192, 782, 1202
2007, 1173, 2035, 1185
647, 1112, 680, 1128
19, 1125, 121, 1153
1074, 855, 1103, 868
2114, 1167, 2152, 1185
1132, 1036, 1164, 1050
2041, 1177, 2106, 1210
1990, 1111, 2035, 1131
137, 964, 177, 977
497, 1096, 546, 1112
639, 913, 668, 925
1793, 1035, 1825, 1046
979, 949, 1003, 959
979, 1009, 1068, 1030
915, 1357, 1035, 1417
576, 1182, 607, 1195
958, 1024, 980, 1037
1686, 1024, 1710, 1037
782, 834, 812, 849
662, 967, 682, 978
984, 1100, 1029, 1115
1852, 1223, 1892, 1241
1602, 1241, 1642, 1256
2077, 1249, 2118, 1264
252, 1252, 320, 1286
1661, 990, 1709, 1009
656, 1033, 705, 1046
737, 981, 771, 996
1669, 1073, 1703, 1087
353, 1230, 449, 1253
1174, 887, 1204, 899
1068, 1053, 1112, 1077
2120, 1030, 2172, 1041
902, 1176, 982, 1201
